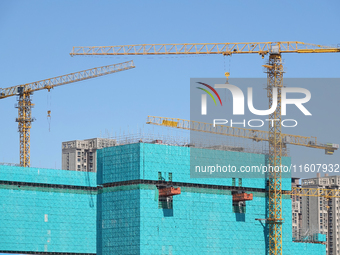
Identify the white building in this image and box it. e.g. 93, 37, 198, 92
292, 177, 302, 239
62, 138, 116, 172
302, 173, 340, 255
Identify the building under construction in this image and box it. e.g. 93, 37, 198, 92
1, 41, 339, 255
0, 135, 326, 255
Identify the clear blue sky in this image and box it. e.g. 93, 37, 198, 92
0, 0, 339, 171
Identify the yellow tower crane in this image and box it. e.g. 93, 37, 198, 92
288, 186, 340, 246
69, 41, 340, 255
0, 60, 135, 167
290, 186, 340, 198
145, 116, 338, 154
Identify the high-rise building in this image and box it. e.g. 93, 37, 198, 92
62, 138, 116, 172
292, 177, 302, 239
302, 173, 340, 255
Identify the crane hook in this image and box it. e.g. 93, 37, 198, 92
47, 110, 51, 132
225, 72, 230, 84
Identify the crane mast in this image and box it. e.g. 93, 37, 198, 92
16, 90, 35, 167
267, 52, 284, 254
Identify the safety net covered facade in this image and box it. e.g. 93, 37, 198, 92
0, 142, 326, 254
96, 143, 326, 255
0, 166, 97, 254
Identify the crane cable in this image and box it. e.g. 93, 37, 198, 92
223, 55, 232, 102
47, 93, 51, 132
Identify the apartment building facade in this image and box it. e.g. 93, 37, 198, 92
62, 138, 116, 172
302, 174, 340, 255
292, 177, 302, 239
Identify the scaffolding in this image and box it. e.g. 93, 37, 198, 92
108, 130, 276, 156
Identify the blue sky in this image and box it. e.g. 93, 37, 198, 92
0, 0, 339, 171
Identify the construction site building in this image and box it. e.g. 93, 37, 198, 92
0, 139, 326, 254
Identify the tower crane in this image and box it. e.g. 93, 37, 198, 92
145, 115, 339, 155
0, 60, 135, 167
289, 186, 340, 247
69, 41, 340, 255
290, 187, 340, 198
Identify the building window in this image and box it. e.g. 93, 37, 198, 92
169, 173, 173, 182
232, 178, 236, 186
